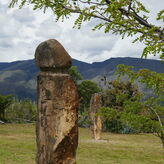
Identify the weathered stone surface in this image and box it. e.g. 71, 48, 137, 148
35, 39, 72, 71
35, 39, 78, 164
89, 93, 102, 140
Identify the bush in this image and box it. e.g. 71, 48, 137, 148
78, 111, 90, 128
6, 99, 37, 123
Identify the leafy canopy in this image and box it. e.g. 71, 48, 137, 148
101, 79, 141, 110
78, 80, 101, 110
68, 66, 83, 84
9, 0, 164, 59
97, 66, 164, 148
99, 79, 142, 133
115, 64, 164, 147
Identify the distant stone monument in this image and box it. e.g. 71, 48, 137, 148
35, 39, 78, 164
89, 93, 102, 140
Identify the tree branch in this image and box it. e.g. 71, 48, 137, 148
150, 107, 163, 129
105, 0, 153, 29
105, 0, 163, 39
129, 8, 152, 28
79, 0, 106, 5
62, 5, 112, 23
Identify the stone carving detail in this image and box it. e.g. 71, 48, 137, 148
89, 93, 102, 140
35, 39, 78, 164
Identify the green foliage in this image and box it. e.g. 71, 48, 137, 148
116, 64, 164, 95
99, 67, 164, 147
99, 80, 142, 133
78, 80, 101, 112
9, 0, 164, 59
157, 9, 164, 21
114, 64, 164, 147
68, 66, 83, 84
6, 99, 37, 123
0, 94, 13, 121
99, 107, 119, 120
102, 80, 141, 110
103, 119, 125, 133
78, 111, 90, 128
120, 112, 154, 133
123, 100, 143, 114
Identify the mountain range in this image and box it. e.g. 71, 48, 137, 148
0, 57, 163, 100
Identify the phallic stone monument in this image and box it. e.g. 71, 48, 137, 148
35, 39, 78, 164
89, 93, 102, 140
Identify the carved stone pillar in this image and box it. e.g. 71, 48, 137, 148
89, 93, 102, 140
35, 39, 78, 164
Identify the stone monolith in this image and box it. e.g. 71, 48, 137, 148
35, 39, 78, 164
89, 93, 102, 140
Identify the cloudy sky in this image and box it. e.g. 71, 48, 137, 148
0, 0, 163, 63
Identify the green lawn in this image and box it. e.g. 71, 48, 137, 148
0, 124, 163, 164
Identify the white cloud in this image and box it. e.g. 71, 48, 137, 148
58, 27, 118, 62
35, 18, 63, 40
0, 0, 163, 63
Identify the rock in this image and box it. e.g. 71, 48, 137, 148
35, 39, 78, 164
35, 39, 72, 71
89, 93, 102, 140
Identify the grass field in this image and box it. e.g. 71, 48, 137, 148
0, 124, 163, 164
